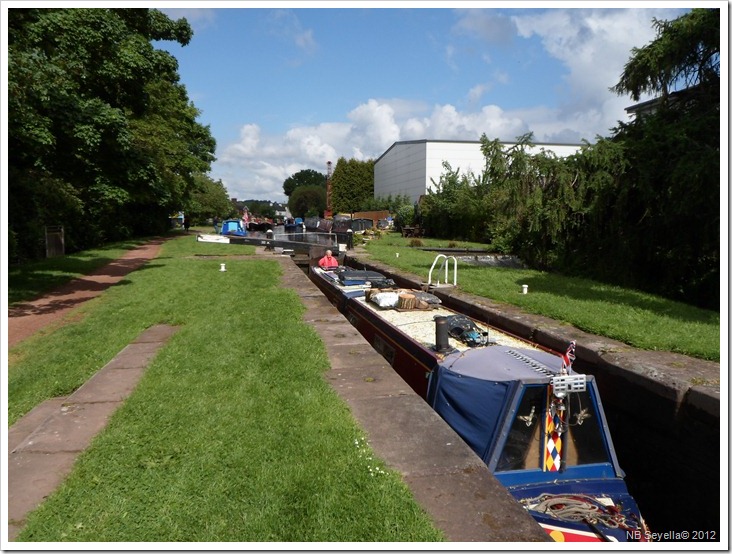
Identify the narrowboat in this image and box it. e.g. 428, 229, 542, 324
309, 265, 651, 542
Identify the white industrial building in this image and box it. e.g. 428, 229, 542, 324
374, 139, 583, 203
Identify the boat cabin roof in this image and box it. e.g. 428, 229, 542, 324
440, 345, 571, 383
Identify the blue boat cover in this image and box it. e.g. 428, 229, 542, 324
429, 346, 563, 464
430, 368, 510, 462
221, 219, 247, 236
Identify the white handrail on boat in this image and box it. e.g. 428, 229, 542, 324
428, 254, 457, 287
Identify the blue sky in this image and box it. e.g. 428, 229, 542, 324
153, 4, 696, 203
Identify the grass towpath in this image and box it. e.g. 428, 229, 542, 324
361, 233, 720, 362
8, 238, 150, 305
9, 236, 444, 542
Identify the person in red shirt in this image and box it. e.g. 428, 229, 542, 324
318, 249, 339, 269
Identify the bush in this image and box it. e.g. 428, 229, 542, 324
394, 205, 415, 231
409, 238, 424, 247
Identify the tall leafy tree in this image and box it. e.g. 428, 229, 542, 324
610, 8, 719, 101
288, 185, 326, 218
421, 161, 488, 243
187, 173, 236, 223
329, 157, 374, 214
282, 168, 326, 197
8, 8, 214, 260
606, 7, 720, 308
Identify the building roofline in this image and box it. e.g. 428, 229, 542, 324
375, 138, 585, 164
624, 85, 703, 114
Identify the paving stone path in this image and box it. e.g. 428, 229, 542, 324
7, 325, 179, 541
6, 239, 547, 544
7, 238, 172, 541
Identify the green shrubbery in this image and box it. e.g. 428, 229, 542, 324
414, 10, 719, 310
394, 204, 415, 231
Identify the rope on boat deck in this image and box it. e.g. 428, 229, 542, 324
521, 493, 639, 530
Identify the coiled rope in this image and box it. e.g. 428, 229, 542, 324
521, 493, 639, 530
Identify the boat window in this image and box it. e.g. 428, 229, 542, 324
563, 389, 608, 465
496, 386, 544, 471
496, 386, 609, 472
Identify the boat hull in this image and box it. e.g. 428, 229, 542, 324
344, 297, 438, 399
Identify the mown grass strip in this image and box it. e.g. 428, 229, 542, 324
8, 238, 151, 305
363, 233, 720, 361
10, 236, 444, 542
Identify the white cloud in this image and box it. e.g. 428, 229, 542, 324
226, 124, 260, 158
402, 117, 428, 140
428, 104, 528, 141
468, 83, 489, 104
213, 8, 688, 203
218, 120, 347, 201
510, 8, 685, 117
268, 9, 318, 57
347, 100, 401, 153
215, 99, 533, 202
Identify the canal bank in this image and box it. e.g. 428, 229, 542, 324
8, 239, 720, 543
332, 248, 721, 538
8, 247, 550, 543
276, 252, 551, 542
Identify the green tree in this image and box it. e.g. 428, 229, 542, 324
361, 194, 413, 213
8, 8, 214, 261
393, 204, 415, 231
421, 162, 486, 243
610, 8, 719, 102
282, 168, 326, 197
330, 157, 375, 214
557, 137, 630, 278
288, 185, 326, 218
186, 173, 234, 223
243, 200, 277, 219
605, 8, 720, 308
